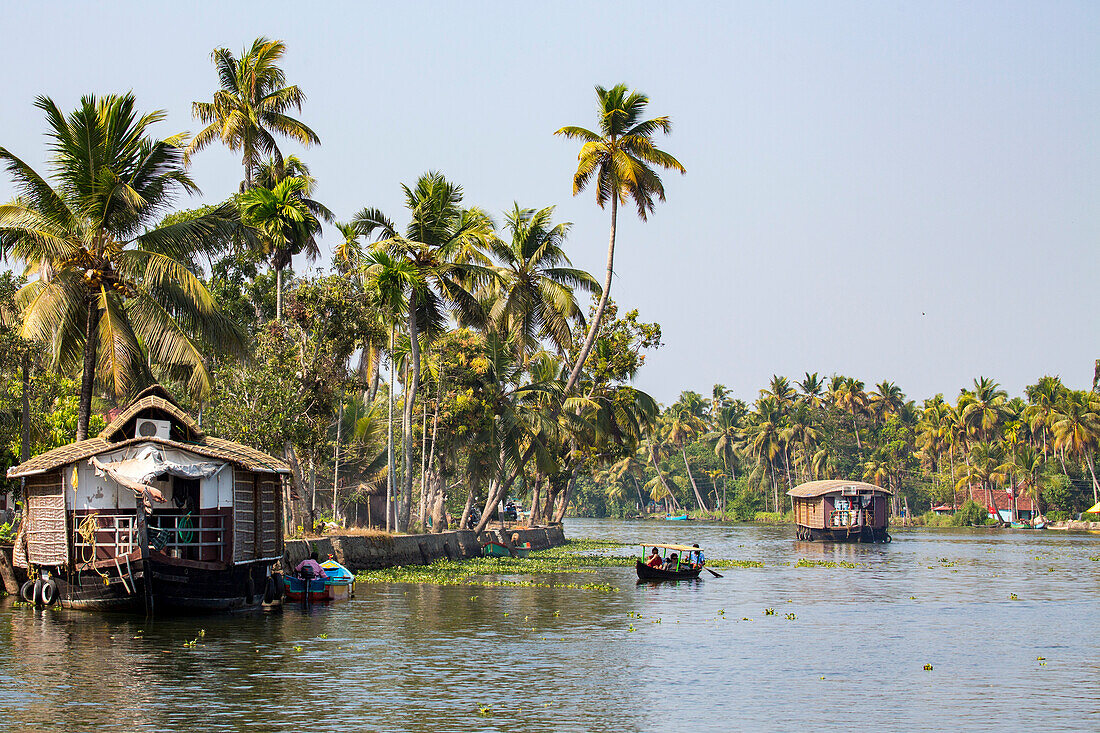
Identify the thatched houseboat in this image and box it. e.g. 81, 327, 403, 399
6, 385, 289, 613
788, 479, 892, 542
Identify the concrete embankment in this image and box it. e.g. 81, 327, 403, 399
1046, 520, 1100, 531
282, 525, 567, 573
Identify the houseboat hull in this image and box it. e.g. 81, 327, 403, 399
56, 553, 278, 613
794, 525, 890, 543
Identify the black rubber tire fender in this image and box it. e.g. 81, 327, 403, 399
263, 575, 277, 604
272, 572, 285, 600
32, 579, 43, 606
245, 575, 256, 604
39, 578, 58, 606
20, 580, 36, 603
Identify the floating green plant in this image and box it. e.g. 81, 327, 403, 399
795, 558, 858, 569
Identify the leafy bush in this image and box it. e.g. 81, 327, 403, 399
918, 510, 955, 527
728, 488, 763, 521
952, 499, 992, 526
0, 518, 18, 544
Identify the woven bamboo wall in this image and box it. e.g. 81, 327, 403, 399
259, 476, 280, 556
26, 470, 68, 566
233, 469, 256, 563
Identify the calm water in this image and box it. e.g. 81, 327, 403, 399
1, 520, 1098, 732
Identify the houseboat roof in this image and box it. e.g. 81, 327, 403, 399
787, 479, 893, 498
7, 384, 289, 479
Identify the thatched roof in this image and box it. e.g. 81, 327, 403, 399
7, 435, 289, 478
98, 385, 204, 442
7, 383, 289, 478
787, 479, 893, 498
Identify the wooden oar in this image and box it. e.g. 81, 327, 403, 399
704, 567, 723, 578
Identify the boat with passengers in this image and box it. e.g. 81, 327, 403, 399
635, 543, 704, 580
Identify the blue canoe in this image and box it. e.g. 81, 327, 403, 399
284, 559, 355, 602
665, 514, 690, 521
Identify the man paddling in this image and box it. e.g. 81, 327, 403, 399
689, 543, 705, 569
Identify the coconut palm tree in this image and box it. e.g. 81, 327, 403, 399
1051, 391, 1100, 505
353, 172, 497, 530
238, 177, 322, 320
487, 204, 600, 360
831, 375, 868, 456
554, 83, 684, 394
797, 372, 827, 411
961, 377, 1007, 443
187, 37, 319, 190
0, 93, 245, 440
667, 391, 711, 511
869, 381, 905, 424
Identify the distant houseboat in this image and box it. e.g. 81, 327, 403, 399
788, 479, 892, 542
7, 385, 289, 613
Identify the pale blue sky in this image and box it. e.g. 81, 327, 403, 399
1, 2, 1097, 404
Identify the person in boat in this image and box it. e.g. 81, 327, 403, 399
663, 553, 679, 571
295, 551, 329, 580
645, 547, 663, 567
689, 543, 705, 569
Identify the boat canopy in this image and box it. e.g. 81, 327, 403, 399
639, 544, 702, 552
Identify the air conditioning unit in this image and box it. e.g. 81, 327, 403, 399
841, 485, 859, 496
134, 418, 171, 440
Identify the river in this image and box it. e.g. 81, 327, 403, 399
1, 519, 1098, 732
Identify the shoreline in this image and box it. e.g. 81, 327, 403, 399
281, 525, 567, 574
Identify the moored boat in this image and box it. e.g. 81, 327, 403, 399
482, 540, 512, 557
283, 559, 354, 602
665, 514, 689, 521
6, 385, 289, 613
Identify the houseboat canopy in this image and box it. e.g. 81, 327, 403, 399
787, 479, 893, 498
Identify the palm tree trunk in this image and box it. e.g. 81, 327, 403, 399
681, 446, 709, 511
418, 388, 428, 529
552, 470, 579, 524
459, 482, 478, 531
401, 294, 421, 532
333, 394, 343, 526
529, 475, 542, 525
631, 474, 646, 512
20, 351, 31, 461
386, 326, 395, 532
850, 413, 863, 457
76, 300, 101, 441
275, 267, 283, 321
564, 196, 616, 395
1085, 451, 1100, 506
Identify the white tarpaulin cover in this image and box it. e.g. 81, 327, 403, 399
90, 446, 223, 507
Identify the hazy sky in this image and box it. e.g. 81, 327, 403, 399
1, 2, 1096, 405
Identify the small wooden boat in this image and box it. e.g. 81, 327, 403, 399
665, 514, 689, 521
482, 540, 513, 557
636, 560, 702, 580
511, 542, 532, 558
635, 544, 704, 581
283, 559, 355, 602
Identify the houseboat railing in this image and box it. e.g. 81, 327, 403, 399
148, 514, 227, 562
72, 512, 227, 563
829, 509, 868, 528
73, 513, 137, 562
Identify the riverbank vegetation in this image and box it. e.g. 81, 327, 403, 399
573, 375, 1100, 521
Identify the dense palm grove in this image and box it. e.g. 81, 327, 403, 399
576, 374, 1100, 522
1, 38, 1097, 535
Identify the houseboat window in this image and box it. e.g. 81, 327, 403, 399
834, 498, 851, 511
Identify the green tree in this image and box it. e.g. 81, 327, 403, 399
555, 83, 684, 394
488, 204, 599, 360
0, 93, 245, 439
187, 37, 320, 190
354, 172, 497, 530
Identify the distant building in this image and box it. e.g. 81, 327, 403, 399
951, 485, 1037, 523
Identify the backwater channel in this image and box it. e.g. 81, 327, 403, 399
0, 519, 1097, 732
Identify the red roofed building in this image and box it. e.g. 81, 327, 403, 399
951, 485, 1037, 523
